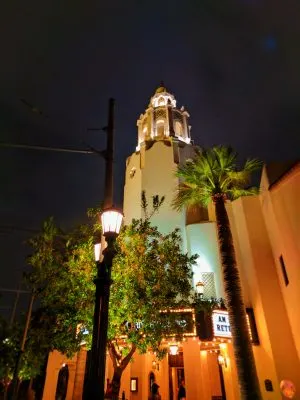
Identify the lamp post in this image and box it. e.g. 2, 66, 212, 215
195, 281, 205, 299
84, 99, 123, 399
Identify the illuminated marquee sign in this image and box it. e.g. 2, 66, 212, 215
124, 309, 196, 337
212, 310, 231, 338
211, 308, 259, 344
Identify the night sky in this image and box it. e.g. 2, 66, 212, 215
1, 0, 300, 317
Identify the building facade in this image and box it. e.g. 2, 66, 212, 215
42, 86, 300, 400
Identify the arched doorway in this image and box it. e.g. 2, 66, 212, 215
149, 371, 155, 395
55, 364, 69, 400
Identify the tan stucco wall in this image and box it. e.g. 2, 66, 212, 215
261, 165, 300, 363
42, 351, 77, 400
229, 195, 300, 398
182, 338, 223, 400
123, 141, 192, 248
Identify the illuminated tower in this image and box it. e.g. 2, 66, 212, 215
124, 83, 194, 231
123, 84, 224, 298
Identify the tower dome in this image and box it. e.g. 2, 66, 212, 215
155, 82, 167, 93
136, 85, 191, 151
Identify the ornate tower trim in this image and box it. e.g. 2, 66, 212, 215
136, 84, 192, 151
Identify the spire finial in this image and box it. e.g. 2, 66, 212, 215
155, 81, 167, 94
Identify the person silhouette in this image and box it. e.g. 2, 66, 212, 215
151, 379, 160, 400
178, 380, 186, 400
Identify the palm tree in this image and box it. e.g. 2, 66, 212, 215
173, 146, 262, 400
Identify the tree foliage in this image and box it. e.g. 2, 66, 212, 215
109, 218, 195, 355
107, 195, 196, 398
3, 196, 196, 397
26, 212, 101, 355
0, 311, 48, 398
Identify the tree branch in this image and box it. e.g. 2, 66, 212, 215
120, 343, 136, 369
108, 341, 119, 370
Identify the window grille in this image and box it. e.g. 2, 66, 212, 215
202, 272, 216, 299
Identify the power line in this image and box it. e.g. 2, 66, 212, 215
0, 142, 95, 154
0, 288, 31, 294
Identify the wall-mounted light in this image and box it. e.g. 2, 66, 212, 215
218, 354, 228, 368
169, 344, 179, 356
152, 360, 159, 371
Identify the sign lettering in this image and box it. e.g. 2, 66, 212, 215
212, 311, 231, 338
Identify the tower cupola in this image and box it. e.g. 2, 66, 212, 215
136, 84, 191, 151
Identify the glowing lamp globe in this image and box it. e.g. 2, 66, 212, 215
101, 208, 123, 237
94, 243, 101, 262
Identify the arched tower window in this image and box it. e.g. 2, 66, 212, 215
174, 121, 183, 136
158, 96, 165, 106
156, 119, 165, 137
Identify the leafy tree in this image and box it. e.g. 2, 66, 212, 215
24, 198, 196, 400
0, 316, 15, 399
0, 214, 101, 397
0, 312, 48, 399
108, 214, 196, 398
26, 214, 100, 355
173, 146, 262, 400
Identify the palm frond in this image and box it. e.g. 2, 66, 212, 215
172, 183, 212, 210
173, 145, 261, 208
222, 170, 250, 189
244, 158, 263, 173
227, 186, 259, 200
213, 146, 237, 172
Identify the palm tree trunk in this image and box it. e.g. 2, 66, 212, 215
214, 194, 261, 400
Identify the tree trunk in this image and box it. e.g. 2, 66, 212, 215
111, 367, 123, 400
108, 343, 136, 400
3, 382, 10, 400
214, 195, 261, 400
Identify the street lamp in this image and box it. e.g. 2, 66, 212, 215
195, 281, 205, 298
84, 99, 123, 399
101, 208, 123, 236
85, 210, 123, 399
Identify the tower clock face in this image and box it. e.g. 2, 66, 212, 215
129, 168, 136, 178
